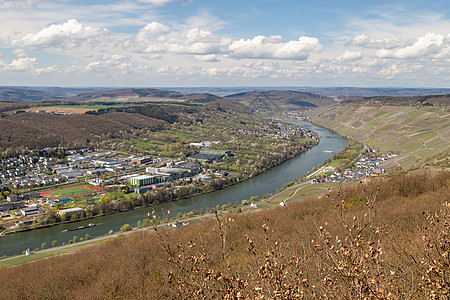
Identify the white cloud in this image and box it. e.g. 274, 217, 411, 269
0, 0, 40, 8
5, 57, 37, 71
378, 63, 424, 78
347, 34, 404, 49
137, 0, 192, 6
376, 33, 445, 59
13, 19, 112, 49
141, 27, 231, 55
228, 35, 322, 60
194, 54, 218, 62
83, 59, 132, 75
136, 22, 170, 43
13, 48, 27, 58
335, 51, 362, 62
34, 65, 59, 75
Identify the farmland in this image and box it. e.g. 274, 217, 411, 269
27, 105, 125, 114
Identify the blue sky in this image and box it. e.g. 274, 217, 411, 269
0, 0, 449, 87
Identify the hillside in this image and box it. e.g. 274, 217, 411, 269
0, 112, 167, 149
297, 87, 450, 99
0, 100, 253, 151
65, 88, 223, 104
66, 88, 184, 102
227, 90, 336, 111
166, 87, 450, 98
0, 170, 448, 299
0, 87, 61, 102
308, 98, 449, 169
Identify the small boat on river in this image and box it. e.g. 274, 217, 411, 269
62, 223, 96, 233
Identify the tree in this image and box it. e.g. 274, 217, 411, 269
41, 242, 46, 250
120, 224, 132, 232
51, 240, 58, 247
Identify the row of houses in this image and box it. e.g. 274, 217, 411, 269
311, 152, 396, 184
232, 122, 317, 140
188, 149, 232, 163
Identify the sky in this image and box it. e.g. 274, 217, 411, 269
0, 0, 449, 87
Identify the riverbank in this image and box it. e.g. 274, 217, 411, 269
0, 119, 348, 257
1, 139, 318, 236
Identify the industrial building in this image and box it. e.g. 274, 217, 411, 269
127, 175, 160, 187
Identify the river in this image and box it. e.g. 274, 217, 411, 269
0, 120, 348, 257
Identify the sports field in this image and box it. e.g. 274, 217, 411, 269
40, 186, 101, 198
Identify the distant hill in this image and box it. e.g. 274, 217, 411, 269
297, 87, 450, 99
164, 87, 450, 98
182, 93, 222, 103
206, 99, 253, 114
0, 87, 61, 102
3, 86, 450, 104
226, 90, 335, 111
66, 88, 223, 103
0, 87, 109, 102
66, 88, 184, 102
348, 94, 450, 106
0, 87, 223, 104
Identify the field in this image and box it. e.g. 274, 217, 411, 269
40, 186, 101, 198
27, 105, 122, 114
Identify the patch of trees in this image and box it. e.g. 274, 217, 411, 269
0, 111, 166, 150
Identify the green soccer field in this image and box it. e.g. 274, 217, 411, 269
51, 187, 93, 196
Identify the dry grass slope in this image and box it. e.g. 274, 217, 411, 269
0, 171, 448, 299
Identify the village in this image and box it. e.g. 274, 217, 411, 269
0, 145, 229, 224
311, 151, 397, 183
233, 121, 318, 140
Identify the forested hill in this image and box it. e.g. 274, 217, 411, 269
65, 88, 185, 102
0, 87, 335, 111
347, 94, 450, 106
0, 87, 61, 102
0, 99, 250, 150
226, 90, 336, 111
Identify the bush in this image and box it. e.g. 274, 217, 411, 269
120, 224, 132, 232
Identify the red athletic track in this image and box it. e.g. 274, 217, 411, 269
40, 186, 102, 198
